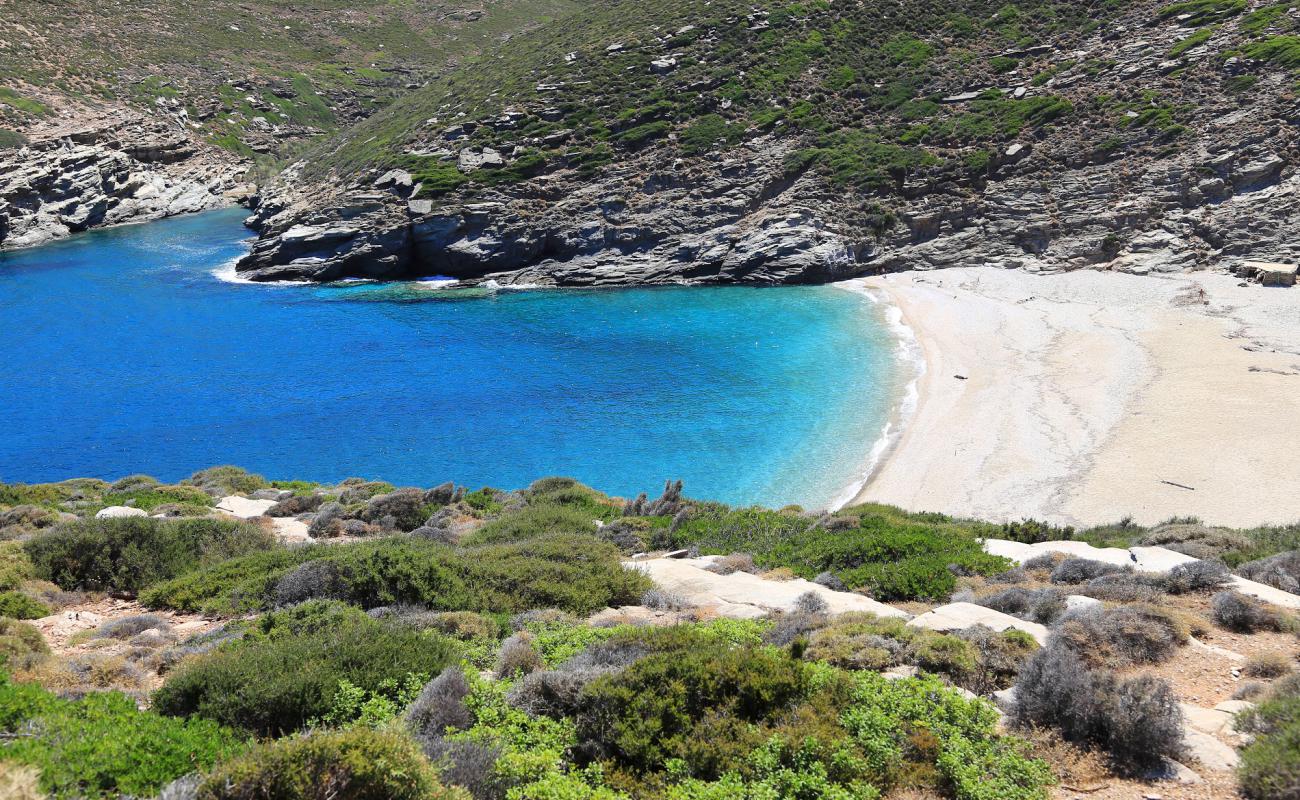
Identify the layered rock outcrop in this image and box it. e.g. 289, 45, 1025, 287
1, 110, 251, 249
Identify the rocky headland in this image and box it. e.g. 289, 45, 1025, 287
232, 0, 1300, 287
0, 102, 252, 248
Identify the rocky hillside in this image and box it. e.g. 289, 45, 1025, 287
236, 0, 1300, 285
0, 0, 578, 247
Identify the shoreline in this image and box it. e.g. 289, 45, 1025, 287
828, 280, 926, 511
842, 267, 1300, 528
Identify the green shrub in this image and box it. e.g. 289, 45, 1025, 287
1237, 689, 1300, 800
183, 465, 269, 496
466, 504, 604, 544
1169, 27, 1214, 57
0, 591, 50, 620
667, 504, 1007, 601
196, 727, 456, 800
143, 534, 648, 616
842, 672, 1051, 799
0, 542, 36, 591
0, 617, 49, 666
0, 128, 27, 149
101, 484, 213, 513
679, 114, 745, 155
617, 120, 671, 147
25, 516, 276, 594
576, 644, 810, 776
0, 673, 245, 799
154, 608, 457, 736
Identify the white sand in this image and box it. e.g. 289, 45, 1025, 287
842, 268, 1300, 528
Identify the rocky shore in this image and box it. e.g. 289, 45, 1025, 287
1, 105, 252, 249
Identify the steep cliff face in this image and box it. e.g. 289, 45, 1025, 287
235, 0, 1300, 285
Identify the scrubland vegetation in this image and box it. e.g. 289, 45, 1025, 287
0, 467, 1298, 798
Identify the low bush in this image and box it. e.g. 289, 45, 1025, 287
1237, 550, 1300, 594
273, 559, 350, 606
1211, 590, 1286, 633
575, 644, 810, 776
1049, 558, 1127, 584
1237, 680, 1300, 800
0, 617, 49, 666
465, 503, 606, 545
143, 533, 649, 616
0, 673, 245, 799
666, 504, 1009, 601
1055, 604, 1186, 666
93, 613, 170, 639
1076, 573, 1163, 603
1021, 553, 1063, 572
707, 553, 757, 575
1244, 652, 1293, 679
153, 607, 457, 736
183, 465, 268, 496
1162, 559, 1232, 594
196, 727, 456, 800
0, 541, 36, 591
0, 590, 50, 619
361, 488, 435, 531
407, 666, 474, 741
1013, 644, 1183, 774
25, 516, 276, 594
641, 588, 693, 611
963, 587, 1064, 624
496, 633, 544, 678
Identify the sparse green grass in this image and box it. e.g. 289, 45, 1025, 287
1244, 35, 1300, 68
1169, 26, 1215, 57
1158, 0, 1245, 26
0, 87, 50, 117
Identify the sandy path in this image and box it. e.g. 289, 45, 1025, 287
843, 268, 1300, 528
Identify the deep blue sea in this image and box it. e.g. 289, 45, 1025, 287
0, 208, 903, 509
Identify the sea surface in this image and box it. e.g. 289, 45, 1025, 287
0, 208, 904, 509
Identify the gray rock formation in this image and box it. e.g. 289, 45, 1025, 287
1, 111, 252, 249
231, 3, 1300, 288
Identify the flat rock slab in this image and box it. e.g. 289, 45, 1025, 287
627, 558, 908, 619
1230, 576, 1300, 610
271, 517, 311, 542
95, 505, 148, 519
985, 538, 1200, 571
1183, 729, 1240, 771
906, 602, 1049, 645
1181, 703, 1235, 735
215, 496, 277, 518
985, 538, 1300, 608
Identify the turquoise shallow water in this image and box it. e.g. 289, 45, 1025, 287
0, 208, 903, 509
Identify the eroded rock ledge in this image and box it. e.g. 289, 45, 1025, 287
1, 107, 253, 249
236, 124, 1299, 287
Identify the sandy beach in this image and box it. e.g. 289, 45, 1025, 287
843, 267, 1300, 528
